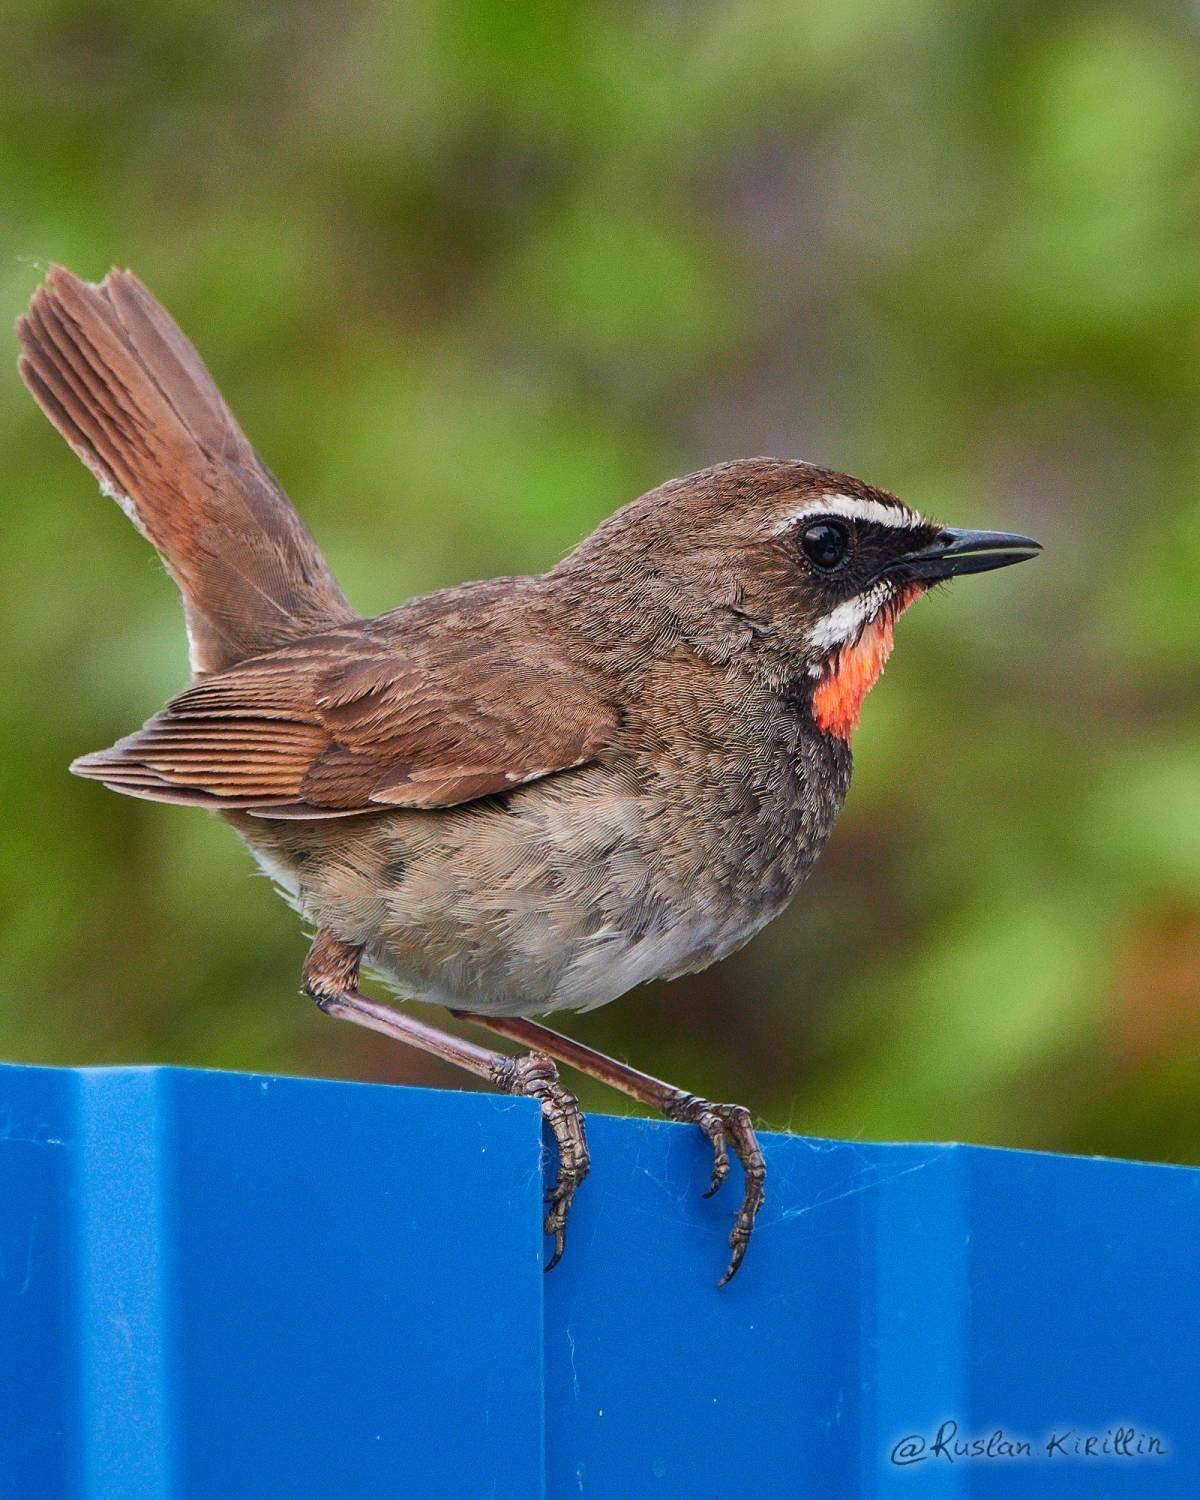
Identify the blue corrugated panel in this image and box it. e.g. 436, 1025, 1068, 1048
546, 1121, 1199, 1497
0, 1065, 546, 1499
1, 1063, 1196, 1497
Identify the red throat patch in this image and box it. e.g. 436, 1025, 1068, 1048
811, 588, 919, 741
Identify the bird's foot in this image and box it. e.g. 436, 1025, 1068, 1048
491, 1052, 589, 1272
662, 1093, 766, 1286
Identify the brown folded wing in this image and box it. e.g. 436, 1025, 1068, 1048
72, 625, 619, 817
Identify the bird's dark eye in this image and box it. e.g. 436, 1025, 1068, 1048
800, 520, 850, 571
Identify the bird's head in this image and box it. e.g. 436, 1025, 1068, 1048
558, 459, 1041, 739
741, 467, 1041, 738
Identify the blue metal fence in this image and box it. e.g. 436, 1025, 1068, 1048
1, 1063, 1195, 1496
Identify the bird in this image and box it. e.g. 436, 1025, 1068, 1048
16, 265, 1041, 1284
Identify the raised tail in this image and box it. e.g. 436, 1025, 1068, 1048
17, 265, 357, 675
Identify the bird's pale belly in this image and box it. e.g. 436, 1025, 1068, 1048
230, 732, 851, 1016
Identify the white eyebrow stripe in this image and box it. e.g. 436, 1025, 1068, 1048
807, 582, 894, 652
770, 493, 923, 535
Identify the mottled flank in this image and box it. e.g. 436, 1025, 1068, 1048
226, 655, 852, 1014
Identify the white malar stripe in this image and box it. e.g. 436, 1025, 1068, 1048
770, 492, 923, 535
807, 582, 893, 653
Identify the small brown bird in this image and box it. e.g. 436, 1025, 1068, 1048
17, 266, 1040, 1283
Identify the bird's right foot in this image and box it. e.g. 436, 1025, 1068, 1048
661, 1093, 766, 1286
491, 1052, 589, 1272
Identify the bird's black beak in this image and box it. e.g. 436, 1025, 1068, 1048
887, 528, 1042, 583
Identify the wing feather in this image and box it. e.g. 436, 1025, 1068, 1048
71, 608, 618, 817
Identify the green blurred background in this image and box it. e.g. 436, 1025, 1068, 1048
1, 0, 1197, 1162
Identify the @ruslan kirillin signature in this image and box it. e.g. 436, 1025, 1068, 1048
891, 1420, 1168, 1467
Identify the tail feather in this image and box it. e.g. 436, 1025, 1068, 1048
17, 266, 357, 674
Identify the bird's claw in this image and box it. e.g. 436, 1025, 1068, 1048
696, 1112, 731, 1198
491, 1052, 589, 1273
664, 1093, 766, 1285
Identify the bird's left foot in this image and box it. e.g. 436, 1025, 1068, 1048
491, 1052, 589, 1272
661, 1093, 766, 1285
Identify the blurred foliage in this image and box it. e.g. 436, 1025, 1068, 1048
1, 0, 1198, 1167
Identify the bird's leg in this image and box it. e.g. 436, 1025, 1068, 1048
452, 1010, 765, 1286
302, 932, 588, 1271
